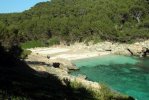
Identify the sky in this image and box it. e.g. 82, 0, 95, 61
0, 0, 49, 13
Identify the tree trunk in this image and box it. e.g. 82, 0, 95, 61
136, 17, 141, 23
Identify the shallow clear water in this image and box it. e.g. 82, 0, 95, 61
71, 55, 149, 100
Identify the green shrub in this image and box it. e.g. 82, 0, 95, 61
21, 40, 45, 49
139, 20, 149, 28
20, 49, 32, 59
46, 37, 60, 46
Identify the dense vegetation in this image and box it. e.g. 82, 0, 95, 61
0, 0, 149, 47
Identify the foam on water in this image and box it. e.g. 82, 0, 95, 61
71, 55, 149, 100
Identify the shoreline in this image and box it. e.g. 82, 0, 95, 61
28, 40, 149, 61
26, 40, 149, 74
28, 43, 111, 61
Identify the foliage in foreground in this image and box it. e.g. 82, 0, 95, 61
0, 0, 149, 48
69, 80, 134, 100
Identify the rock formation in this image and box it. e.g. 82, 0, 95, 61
91, 40, 149, 57
140, 47, 149, 57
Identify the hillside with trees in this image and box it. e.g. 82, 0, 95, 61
0, 0, 149, 47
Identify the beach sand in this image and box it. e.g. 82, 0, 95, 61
28, 44, 110, 61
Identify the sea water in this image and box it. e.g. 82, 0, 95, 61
71, 55, 149, 100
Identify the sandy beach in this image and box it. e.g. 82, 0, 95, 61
28, 43, 110, 61
27, 40, 149, 62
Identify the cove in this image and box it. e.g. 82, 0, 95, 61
71, 55, 149, 100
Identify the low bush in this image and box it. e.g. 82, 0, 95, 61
20, 49, 32, 59
21, 40, 46, 49
46, 37, 60, 46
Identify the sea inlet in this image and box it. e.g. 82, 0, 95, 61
71, 55, 149, 100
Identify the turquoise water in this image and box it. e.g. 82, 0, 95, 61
71, 55, 149, 100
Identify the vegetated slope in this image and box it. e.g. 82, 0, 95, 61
0, 0, 149, 47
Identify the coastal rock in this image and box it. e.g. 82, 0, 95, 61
110, 40, 149, 57
127, 45, 143, 56
77, 74, 87, 79
140, 47, 149, 57
74, 77, 101, 90
52, 62, 60, 68
113, 49, 131, 55
51, 58, 79, 71
62, 76, 101, 90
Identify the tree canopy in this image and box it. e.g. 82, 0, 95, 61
0, 0, 149, 47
